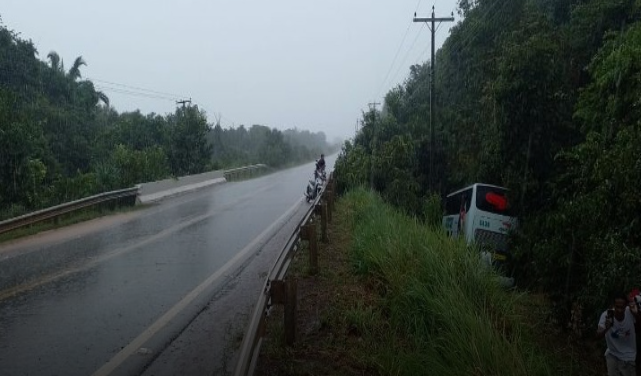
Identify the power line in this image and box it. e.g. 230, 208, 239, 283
376, 23, 414, 99
374, 0, 428, 100
376, 4, 460, 104
90, 78, 242, 127
384, 23, 426, 95
3, 53, 244, 131
2, 55, 247, 129
94, 85, 179, 101
378, 0, 502, 106
88, 77, 188, 99
417, 36, 433, 64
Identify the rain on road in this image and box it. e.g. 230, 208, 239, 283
0, 158, 334, 376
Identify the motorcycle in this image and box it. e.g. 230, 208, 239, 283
318, 168, 327, 183
304, 168, 324, 202
314, 159, 327, 183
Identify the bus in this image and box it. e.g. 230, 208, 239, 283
442, 183, 517, 264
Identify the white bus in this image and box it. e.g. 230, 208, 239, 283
442, 183, 517, 264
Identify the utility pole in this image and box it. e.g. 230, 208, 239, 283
413, 7, 454, 190
368, 102, 380, 190
176, 98, 192, 108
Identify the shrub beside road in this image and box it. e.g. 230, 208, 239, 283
255, 188, 605, 376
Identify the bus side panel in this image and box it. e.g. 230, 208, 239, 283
442, 214, 460, 237
464, 210, 475, 244
471, 211, 517, 263
475, 212, 517, 240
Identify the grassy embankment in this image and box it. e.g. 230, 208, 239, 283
256, 188, 603, 376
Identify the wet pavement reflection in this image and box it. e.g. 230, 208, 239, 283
0, 158, 334, 376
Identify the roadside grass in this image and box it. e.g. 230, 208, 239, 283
0, 204, 148, 245
256, 187, 604, 376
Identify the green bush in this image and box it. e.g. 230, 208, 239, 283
343, 188, 564, 375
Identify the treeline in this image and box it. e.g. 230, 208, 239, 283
208, 125, 328, 169
334, 0, 641, 333
0, 22, 335, 221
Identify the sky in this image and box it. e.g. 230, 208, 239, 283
2, 0, 460, 143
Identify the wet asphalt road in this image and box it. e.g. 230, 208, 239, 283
0, 157, 334, 376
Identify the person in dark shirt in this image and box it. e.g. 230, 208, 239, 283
316, 154, 326, 172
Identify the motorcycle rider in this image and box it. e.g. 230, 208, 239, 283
306, 154, 326, 202
316, 154, 326, 172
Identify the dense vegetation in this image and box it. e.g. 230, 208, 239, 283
343, 189, 565, 375
260, 189, 594, 375
334, 0, 641, 335
0, 20, 335, 221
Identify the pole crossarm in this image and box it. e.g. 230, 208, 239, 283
413, 17, 454, 23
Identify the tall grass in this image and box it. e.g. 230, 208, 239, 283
343, 187, 559, 375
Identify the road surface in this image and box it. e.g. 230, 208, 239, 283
0, 157, 334, 376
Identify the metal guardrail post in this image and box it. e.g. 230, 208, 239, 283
233, 169, 330, 376
269, 279, 297, 346
308, 222, 319, 275
326, 189, 334, 223
285, 279, 297, 345
321, 203, 328, 243
301, 223, 318, 275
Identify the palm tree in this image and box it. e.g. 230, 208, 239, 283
46, 51, 107, 106
47, 51, 86, 81
96, 90, 109, 107
77, 79, 110, 107
47, 51, 64, 72
67, 56, 86, 81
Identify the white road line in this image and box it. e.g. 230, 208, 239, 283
0, 185, 275, 301
91, 199, 302, 376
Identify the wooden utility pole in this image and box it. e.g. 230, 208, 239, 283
368, 102, 380, 190
413, 7, 454, 190
176, 98, 192, 108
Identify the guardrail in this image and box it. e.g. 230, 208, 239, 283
224, 164, 269, 181
0, 187, 139, 235
0, 164, 271, 236
234, 172, 335, 376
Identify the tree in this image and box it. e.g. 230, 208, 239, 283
0, 20, 333, 218
166, 105, 212, 176
0, 89, 48, 214
47, 51, 64, 73
67, 56, 86, 81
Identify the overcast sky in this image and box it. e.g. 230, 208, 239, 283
2, 0, 459, 142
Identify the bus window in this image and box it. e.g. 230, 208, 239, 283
445, 194, 459, 216
475, 186, 513, 216
445, 189, 472, 216
443, 188, 473, 238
